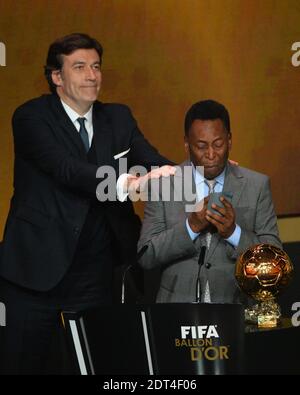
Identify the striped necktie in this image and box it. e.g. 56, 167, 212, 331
203, 179, 216, 303
205, 179, 216, 249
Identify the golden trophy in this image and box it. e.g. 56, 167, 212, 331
235, 244, 293, 328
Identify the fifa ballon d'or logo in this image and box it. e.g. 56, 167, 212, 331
235, 244, 293, 328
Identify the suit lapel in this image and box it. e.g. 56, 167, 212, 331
173, 161, 208, 250
222, 164, 246, 208
205, 164, 246, 261
92, 103, 114, 167
49, 94, 87, 158
175, 161, 197, 215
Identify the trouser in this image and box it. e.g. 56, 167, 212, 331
0, 278, 61, 374
0, 248, 113, 375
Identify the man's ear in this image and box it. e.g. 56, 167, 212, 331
51, 70, 62, 87
184, 136, 189, 154
228, 132, 232, 150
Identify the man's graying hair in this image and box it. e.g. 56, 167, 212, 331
44, 33, 103, 93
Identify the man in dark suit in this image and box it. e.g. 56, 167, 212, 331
0, 33, 174, 374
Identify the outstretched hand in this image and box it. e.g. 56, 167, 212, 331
127, 165, 177, 195
229, 159, 238, 166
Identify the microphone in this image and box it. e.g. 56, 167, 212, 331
195, 246, 207, 303
121, 245, 149, 304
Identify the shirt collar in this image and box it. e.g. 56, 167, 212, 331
60, 99, 93, 126
191, 161, 226, 186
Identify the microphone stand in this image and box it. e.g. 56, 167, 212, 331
195, 246, 207, 303
121, 264, 133, 304
121, 245, 149, 304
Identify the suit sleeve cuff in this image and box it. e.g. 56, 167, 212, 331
225, 224, 241, 248
186, 218, 200, 241
116, 173, 130, 202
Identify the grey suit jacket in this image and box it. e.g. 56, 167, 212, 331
138, 161, 282, 305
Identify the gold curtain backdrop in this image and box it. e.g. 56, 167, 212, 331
1, 0, 300, 238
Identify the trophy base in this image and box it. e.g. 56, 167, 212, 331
245, 300, 281, 328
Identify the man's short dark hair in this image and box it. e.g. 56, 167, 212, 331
44, 33, 103, 93
184, 100, 231, 135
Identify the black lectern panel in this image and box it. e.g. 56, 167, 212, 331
146, 303, 244, 375
63, 305, 149, 375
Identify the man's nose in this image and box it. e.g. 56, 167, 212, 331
85, 67, 97, 80
206, 147, 216, 160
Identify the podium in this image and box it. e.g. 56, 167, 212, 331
62, 303, 244, 375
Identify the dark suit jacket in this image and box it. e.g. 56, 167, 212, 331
0, 94, 171, 291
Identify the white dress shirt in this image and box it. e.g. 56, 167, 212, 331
60, 100, 93, 147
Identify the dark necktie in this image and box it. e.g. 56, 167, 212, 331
204, 179, 216, 249
77, 117, 90, 152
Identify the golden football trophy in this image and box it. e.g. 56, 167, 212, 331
235, 244, 293, 328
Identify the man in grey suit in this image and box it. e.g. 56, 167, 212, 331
138, 100, 282, 305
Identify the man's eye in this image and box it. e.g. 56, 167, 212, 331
93, 65, 100, 70
214, 142, 224, 148
74, 65, 84, 70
